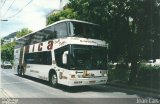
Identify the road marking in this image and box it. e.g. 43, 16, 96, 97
1, 88, 14, 98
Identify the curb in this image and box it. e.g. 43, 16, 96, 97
106, 82, 160, 95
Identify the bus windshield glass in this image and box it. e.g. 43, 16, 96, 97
70, 45, 107, 70
70, 22, 102, 39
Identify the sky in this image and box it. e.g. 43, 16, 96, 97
0, 0, 65, 38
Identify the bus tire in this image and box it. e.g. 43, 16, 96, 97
17, 66, 20, 75
21, 68, 25, 77
18, 66, 23, 77
49, 72, 58, 87
20, 68, 22, 76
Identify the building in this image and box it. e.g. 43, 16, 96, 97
59, 0, 69, 10
46, 0, 69, 17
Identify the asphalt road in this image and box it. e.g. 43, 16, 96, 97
1, 68, 159, 104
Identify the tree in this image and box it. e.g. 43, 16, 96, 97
47, 8, 77, 25
128, 0, 160, 83
16, 28, 32, 38
1, 28, 32, 62
1, 38, 4, 44
1, 42, 15, 62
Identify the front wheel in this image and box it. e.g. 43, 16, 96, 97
17, 66, 25, 77
49, 72, 58, 87
17, 67, 20, 75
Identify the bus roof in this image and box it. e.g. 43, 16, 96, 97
16, 19, 99, 41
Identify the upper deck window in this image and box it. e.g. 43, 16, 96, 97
15, 20, 103, 48
54, 22, 68, 38
70, 22, 102, 39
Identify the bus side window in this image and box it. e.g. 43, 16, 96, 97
45, 31, 57, 41
24, 51, 52, 65
42, 51, 52, 65
24, 53, 35, 64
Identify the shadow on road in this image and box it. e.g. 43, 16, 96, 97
15, 74, 152, 98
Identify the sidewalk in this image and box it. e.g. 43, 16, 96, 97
106, 81, 160, 95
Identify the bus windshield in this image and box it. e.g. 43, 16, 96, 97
70, 45, 107, 70
70, 22, 102, 39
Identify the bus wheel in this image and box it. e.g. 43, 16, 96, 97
21, 69, 24, 77
19, 69, 22, 76
49, 72, 58, 87
17, 68, 20, 75
18, 68, 23, 77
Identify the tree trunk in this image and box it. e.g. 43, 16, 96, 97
129, 61, 138, 84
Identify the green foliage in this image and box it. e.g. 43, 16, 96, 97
47, 8, 77, 25
16, 28, 32, 38
137, 64, 160, 89
109, 63, 160, 89
1, 38, 4, 44
1, 42, 16, 62
108, 64, 130, 82
1, 28, 31, 63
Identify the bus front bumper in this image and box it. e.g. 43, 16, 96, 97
67, 77, 108, 86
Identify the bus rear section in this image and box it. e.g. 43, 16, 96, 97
13, 47, 24, 75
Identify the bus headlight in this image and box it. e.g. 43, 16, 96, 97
71, 75, 76, 78
104, 73, 107, 76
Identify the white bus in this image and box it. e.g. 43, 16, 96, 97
14, 19, 108, 87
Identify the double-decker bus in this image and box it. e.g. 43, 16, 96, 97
14, 19, 108, 87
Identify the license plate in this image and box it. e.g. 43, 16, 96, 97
89, 81, 96, 83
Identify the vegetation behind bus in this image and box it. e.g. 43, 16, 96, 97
1, 42, 15, 64
108, 63, 160, 90
16, 28, 32, 38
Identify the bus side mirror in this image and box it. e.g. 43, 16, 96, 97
62, 51, 68, 64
